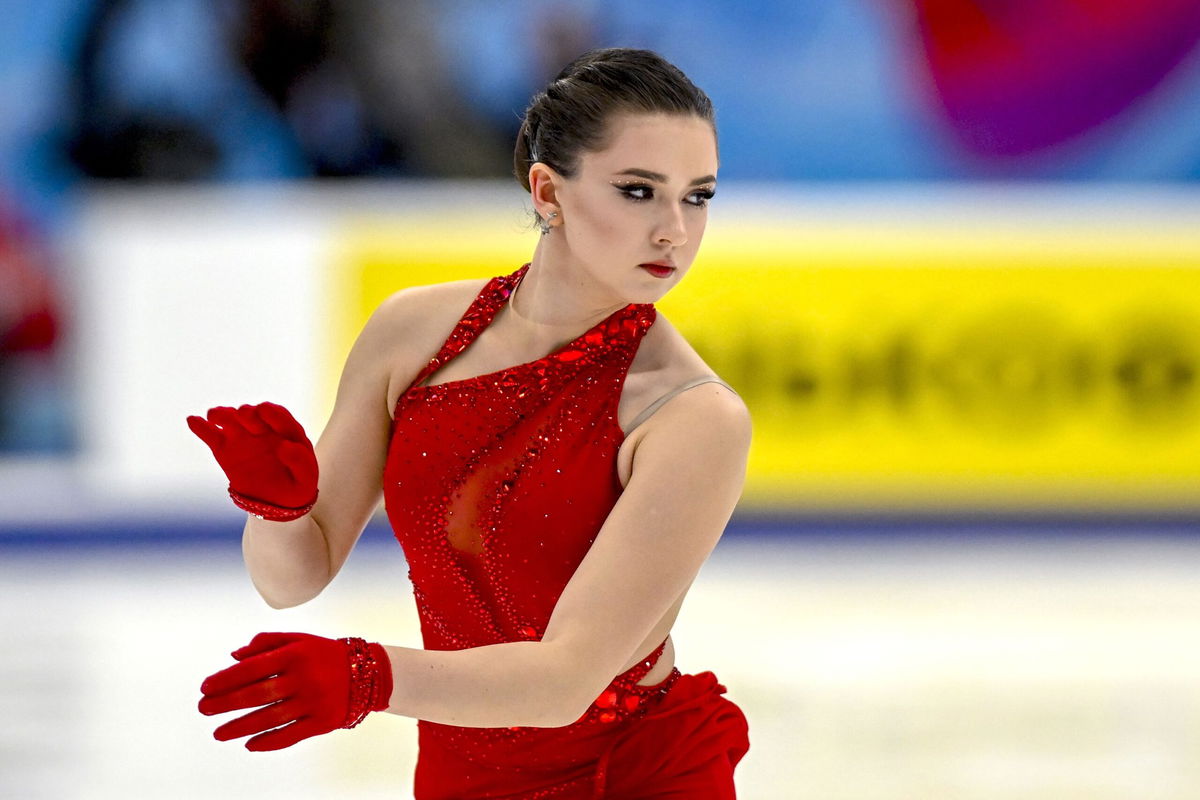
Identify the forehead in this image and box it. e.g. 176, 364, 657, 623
584, 112, 718, 176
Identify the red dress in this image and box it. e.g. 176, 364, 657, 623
383, 263, 750, 798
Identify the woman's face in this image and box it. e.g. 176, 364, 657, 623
546, 112, 718, 303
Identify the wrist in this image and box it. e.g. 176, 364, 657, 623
229, 487, 317, 522
341, 637, 393, 728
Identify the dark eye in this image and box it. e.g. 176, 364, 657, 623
618, 184, 715, 208
619, 184, 654, 202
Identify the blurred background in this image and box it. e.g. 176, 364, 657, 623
2, 1, 1199, 797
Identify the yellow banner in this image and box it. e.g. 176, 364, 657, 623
333, 213, 1200, 513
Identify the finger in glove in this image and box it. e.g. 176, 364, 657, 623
207, 405, 249, 434
213, 697, 304, 742
199, 674, 291, 716
257, 401, 309, 441
236, 404, 268, 435
245, 718, 323, 752
186, 415, 224, 451
200, 648, 289, 702
232, 631, 306, 661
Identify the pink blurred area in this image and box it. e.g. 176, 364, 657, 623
902, 0, 1200, 156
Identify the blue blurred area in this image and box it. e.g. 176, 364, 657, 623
4, 0, 1200, 232
3, 508, 1199, 551
433, 0, 942, 180
2, 0, 1199, 454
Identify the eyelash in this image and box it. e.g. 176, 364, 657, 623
617, 184, 716, 207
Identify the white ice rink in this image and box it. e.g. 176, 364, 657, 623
2, 526, 1199, 799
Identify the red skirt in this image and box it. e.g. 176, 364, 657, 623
413, 669, 751, 799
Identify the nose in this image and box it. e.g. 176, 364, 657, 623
654, 204, 688, 247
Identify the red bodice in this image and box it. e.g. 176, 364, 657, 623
383, 264, 681, 755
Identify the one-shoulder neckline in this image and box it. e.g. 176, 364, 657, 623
401, 264, 652, 397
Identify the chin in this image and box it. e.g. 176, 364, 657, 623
636, 281, 679, 305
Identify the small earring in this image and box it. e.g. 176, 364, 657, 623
540, 211, 559, 235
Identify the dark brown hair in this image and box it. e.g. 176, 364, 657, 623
513, 48, 717, 231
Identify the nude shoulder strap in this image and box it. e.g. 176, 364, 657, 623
625, 376, 739, 436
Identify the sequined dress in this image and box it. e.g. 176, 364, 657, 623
383, 264, 750, 799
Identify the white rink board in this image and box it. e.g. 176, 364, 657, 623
54, 182, 1200, 519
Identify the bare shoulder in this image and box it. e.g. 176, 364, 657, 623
370, 276, 491, 331
636, 310, 723, 381
626, 350, 752, 494
646, 369, 752, 441
626, 384, 751, 514
623, 308, 745, 424
357, 276, 491, 412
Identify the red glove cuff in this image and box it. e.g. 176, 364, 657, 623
341, 638, 393, 728
229, 487, 317, 521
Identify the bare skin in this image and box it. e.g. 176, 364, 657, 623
238, 111, 749, 726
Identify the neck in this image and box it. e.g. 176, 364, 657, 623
506, 244, 628, 333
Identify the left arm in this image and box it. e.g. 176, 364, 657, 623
540, 383, 752, 724
380, 640, 572, 728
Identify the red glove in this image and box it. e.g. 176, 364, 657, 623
187, 402, 318, 520
198, 632, 393, 751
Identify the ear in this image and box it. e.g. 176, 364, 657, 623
529, 162, 563, 219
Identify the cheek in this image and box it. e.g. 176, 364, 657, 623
577, 195, 637, 239
574, 191, 612, 223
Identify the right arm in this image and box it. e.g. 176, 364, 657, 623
240, 288, 418, 608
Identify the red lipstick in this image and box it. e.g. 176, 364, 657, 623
639, 260, 676, 278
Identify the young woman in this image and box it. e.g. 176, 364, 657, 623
190, 47, 752, 798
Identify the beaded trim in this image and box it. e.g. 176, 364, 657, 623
228, 487, 317, 522
400, 263, 655, 400
577, 640, 678, 725
341, 636, 383, 729
582, 666, 682, 726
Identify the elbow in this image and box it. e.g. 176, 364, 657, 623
253, 580, 323, 610
544, 688, 586, 728
262, 594, 305, 610
544, 665, 603, 728
531, 642, 588, 728
544, 697, 587, 729
550, 677, 618, 728
260, 594, 308, 610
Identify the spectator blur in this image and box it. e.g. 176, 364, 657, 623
2, 0, 1200, 455
66, 0, 514, 180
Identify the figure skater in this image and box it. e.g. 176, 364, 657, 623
190, 47, 752, 799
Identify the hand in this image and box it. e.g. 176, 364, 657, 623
187, 402, 318, 510
198, 632, 393, 751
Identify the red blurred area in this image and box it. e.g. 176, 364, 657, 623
0, 199, 60, 354
902, 0, 1200, 155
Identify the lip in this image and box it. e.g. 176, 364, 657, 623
639, 260, 676, 269
640, 264, 675, 278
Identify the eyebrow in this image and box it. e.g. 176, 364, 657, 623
614, 168, 716, 186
